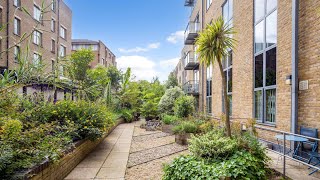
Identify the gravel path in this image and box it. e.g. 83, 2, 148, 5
133, 126, 160, 136
133, 132, 172, 142
125, 151, 189, 180
127, 143, 188, 167
130, 135, 175, 153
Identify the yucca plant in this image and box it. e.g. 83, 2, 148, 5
195, 17, 236, 137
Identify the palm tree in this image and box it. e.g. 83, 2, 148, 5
195, 17, 236, 137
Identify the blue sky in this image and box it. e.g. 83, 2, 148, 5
64, 0, 190, 81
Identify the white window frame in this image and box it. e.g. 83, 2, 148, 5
33, 30, 42, 46
33, 5, 42, 22
33, 52, 42, 66
60, 25, 67, 39
13, 0, 21, 7
14, 45, 20, 63
51, 18, 56, 32
59, 44, 66, 57
13, 16, 21, 36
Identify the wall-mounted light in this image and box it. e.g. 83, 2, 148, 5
286, 75, 292, 85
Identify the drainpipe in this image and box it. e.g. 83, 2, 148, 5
6, 0, 10, 69
291, 0, 299, 134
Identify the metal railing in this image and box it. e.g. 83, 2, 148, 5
184, 51, 198, 65
184, 21, 200, 41
254, 125, 320, 178
183, 80, 199, 94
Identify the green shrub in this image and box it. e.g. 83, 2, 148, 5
1, 119, 23, 141
189, 130, 238, 160
174, 96, 195, 118
121, 109, 134, 123
162, 115, 179, 125
158, 87, 184, 115
173, 121, 198, 134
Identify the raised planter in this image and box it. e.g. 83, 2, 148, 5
175, 133, 191, 145
162, 124, 174, 134
18, 119, 124, 180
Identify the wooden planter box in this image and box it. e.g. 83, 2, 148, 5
18, 119, 124, 180
162, 124, 174, 134
175, 133, 191, 145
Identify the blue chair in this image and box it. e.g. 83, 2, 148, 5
300, 126, 319, 175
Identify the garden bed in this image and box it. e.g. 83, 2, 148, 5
18, 119, 124, 180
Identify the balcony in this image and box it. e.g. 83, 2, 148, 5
184, 51, 199, 70
183, 80, 199, 95
184, 21, 200, 45
184, 0, 195, 6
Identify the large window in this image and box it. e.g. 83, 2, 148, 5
223, 51, 232, 116
206, 65, 212, 114
254, 0, 277, 124
33, 53, 41, 66
51, 18, 56, 32
14, 17, 21, 36
33, 30, 42, 46
14, 46, 20, 63
59, 45, 66, 57
51, 0, 56, 12
222, 0, 233, 116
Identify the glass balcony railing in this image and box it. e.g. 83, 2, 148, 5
184, 51, 199, 70
184, 21, 200, 45
183, 80, 199, 95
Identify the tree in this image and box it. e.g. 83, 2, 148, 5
68, 49, 94, 82
165, 72, 178, 89
158, 87, 184, 115
195, 17, 236, 137
106, 66, 122, 91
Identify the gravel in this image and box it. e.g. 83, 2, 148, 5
133, 126, 159, 137
127, 143, 188, 167
133, 132, 172, 142
130, 135, 175, 153
125, 151, 189, 180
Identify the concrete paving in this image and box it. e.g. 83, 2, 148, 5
65, 123, 135, 180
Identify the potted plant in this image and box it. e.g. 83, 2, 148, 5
173, 121, 198, 145
161, 115, 179, 134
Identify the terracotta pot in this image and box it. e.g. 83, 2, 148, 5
162, 124, 174, 134
175, 133, 191, 145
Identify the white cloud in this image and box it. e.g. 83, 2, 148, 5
118, 42, 160, 53
166, 31, 184, 44
117, 56, 179, 82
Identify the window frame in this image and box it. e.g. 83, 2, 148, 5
13, 45, 20, 63
206, 0, 212, 10
33, 30, 42, 46
33, 4, 42, 23
59, 44, 66, 57
51, 18, 56, 32
206, 65, 213, 115
253, 0, 277, 124
13, 16, 21, 36
60, 25, 67, 39
13, 0, 21, 8
33, 52, 42, 66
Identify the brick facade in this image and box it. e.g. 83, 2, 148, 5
71, 39, 117, 69
176, 0, 320, 136
0, 0, 72, 73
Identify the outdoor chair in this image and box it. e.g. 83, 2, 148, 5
300, 126, 319, 175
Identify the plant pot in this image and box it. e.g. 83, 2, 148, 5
162, 124, 174, 134
175, 133, 191, 145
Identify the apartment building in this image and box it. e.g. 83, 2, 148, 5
0, 0, 72, 73
178, 0, 320, 136
72, 39, 117, 69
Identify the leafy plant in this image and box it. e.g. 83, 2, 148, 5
173, 121, 198, 134
165, 72, 178, 89
158, 87, 184, 115
121, 109, 134, 123
162, 115, 179, 125
174, 96, 195, 118
189, 130, 238, 160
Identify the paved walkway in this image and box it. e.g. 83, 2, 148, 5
65, 123, 135, 180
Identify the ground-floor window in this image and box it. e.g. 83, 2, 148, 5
206, 79, 212, 114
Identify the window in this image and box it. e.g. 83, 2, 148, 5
51, 39, 55, 53
13, 0, 21, 7
51, 0, 56, 12
33, 53, 41, 66
223, 51, 233, 116
206, 65, 212, 114
14, 17, 21, 36
59, 45, 66, 57
206, 0, 212, 10
60, 26, 66, 39
33, 5, 42, 22
59, 65, 64, 76
254, 0, 277, 124
13, 46, 20, 63
52, 60, 55, 72
33, 31, 42, 45
223, 0, 233, 27
102, 58, 105, 65
51, 19, 55, 32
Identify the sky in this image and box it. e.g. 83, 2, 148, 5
63, 0, 191, 82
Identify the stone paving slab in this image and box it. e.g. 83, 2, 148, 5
65, 122, 136, 180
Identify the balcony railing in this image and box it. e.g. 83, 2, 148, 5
184, 21, 200, 45
184, 51, 199, 70
183, 80, 199, 95
184, 0, 195, 6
